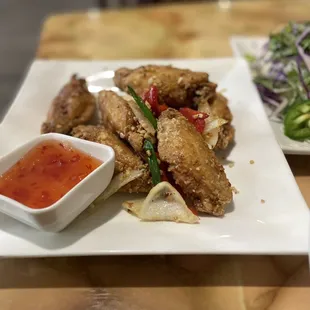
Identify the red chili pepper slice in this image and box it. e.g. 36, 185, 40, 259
194, 118, 207, 133
157, 103, 169, 114
143, 86, 169, 117
188, 206, 199, 216
179, 108, 208, 133
143, 86, 158, 111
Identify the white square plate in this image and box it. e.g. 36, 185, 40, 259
230, 36, 310, 155
0, 59, 308, 257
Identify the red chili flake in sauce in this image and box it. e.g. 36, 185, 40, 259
0, 140, 102, 209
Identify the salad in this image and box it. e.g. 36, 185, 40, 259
247, 22, 310, 141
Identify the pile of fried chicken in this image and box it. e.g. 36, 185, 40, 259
41, 65, 234, 217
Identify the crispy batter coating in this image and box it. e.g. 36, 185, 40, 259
210, 93, 232, 122
114, 65, 234, 150
41, 75, 95, 134
71, 125, 151, 193
98, 90, 146, 153
157, 109, 232, 216
210, 93, 235, 150
217, 124, 235, 150
114, 65, 217, 108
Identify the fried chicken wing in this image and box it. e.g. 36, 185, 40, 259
197, 92, 235, 150
114, 65, 217, 108
157, 109, 232, 216
71, 125, 151, 193
98, 90, 148, 153
210, 93, 235, 150
210, 93, 232, 121
41, 75, 96, 134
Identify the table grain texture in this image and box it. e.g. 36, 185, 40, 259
2, 1, 309, 309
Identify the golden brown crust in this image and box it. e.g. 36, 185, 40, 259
98, 90, 146, 153
210, 93, 234, 150
157, 109, 232, 216
114, 65, 217, 108
210, 93, 232, 122
216, 124, 235, 150
71, 125, 151, 193
41, 75, 95, 134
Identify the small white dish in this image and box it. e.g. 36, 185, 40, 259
230, 36, 310, 155
0, 133, 115, 232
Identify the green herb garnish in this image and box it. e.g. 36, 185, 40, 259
143, 139, 161, 186
127, 86, 157, 129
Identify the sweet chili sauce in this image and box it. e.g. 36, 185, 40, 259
0, 140, 102, 209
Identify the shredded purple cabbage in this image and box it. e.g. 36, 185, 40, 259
296, 57, 310, 99
297, 27, 310, 72
249, 22, 310, 120
256, 83, 281, 107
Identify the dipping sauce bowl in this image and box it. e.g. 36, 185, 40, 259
0, 133, 115, 232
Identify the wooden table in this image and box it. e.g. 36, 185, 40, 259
1, 1, 309, 309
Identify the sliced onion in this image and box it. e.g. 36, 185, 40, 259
123, 199, 144, 216
204, 118, 228, 132
202, 126, 220, 149
124, 97, 156, 138
203, 118, 228, 149
198, 100, 227, 149
198, 100, 212, 114
94, 169, 144, 204
123, 181, 199, 224
269, 97, 289, 119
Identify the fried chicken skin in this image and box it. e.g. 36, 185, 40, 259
157, 109, 232, 216
197, 92, 235, 150
210, 93, 232, 121
210, 93, 235, 150
41, 75, 96, 134
98, 90, 148, 153
71, 125, 151, 193
114, 65, 217, 108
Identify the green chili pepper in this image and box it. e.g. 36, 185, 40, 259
143, 139, 161, 186
284, 100, 310, 141
127, 86, 157, 130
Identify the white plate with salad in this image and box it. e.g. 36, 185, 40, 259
231, 22, 310, 155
